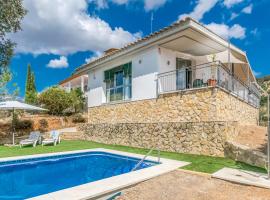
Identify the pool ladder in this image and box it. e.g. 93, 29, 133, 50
105, 147, 161, 200
131, 147, 161, 172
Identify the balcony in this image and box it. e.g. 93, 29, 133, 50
157, 61, 260, 108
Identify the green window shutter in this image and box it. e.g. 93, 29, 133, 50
104, 69, 114, 82
104, 62, 132, 82
104, 70, 110, 82
123, 62, 132, 76
128, 62, 132, 75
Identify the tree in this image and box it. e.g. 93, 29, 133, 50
38, 87, 72, 115
25, 64, 37, 104
38, 87, 86, 115
70, 88, 85, 113
0, 0, 26, 97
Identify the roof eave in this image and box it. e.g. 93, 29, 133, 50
75, 17, 247, 75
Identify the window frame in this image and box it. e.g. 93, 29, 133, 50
105, 63, 132, 103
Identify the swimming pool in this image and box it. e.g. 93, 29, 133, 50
0, 151, 157, 200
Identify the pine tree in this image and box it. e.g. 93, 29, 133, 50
25, 64, 37, 104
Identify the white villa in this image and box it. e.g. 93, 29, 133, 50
75, 17, 260, 112
68, 18, 262, 155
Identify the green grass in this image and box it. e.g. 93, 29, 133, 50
0, 140, 266, 174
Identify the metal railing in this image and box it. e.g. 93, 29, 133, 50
131, 147, 161, 172
157, 61, 261, 108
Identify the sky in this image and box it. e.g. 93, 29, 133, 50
7, 0, 270, 97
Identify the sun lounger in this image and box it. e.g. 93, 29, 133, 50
42, 130, 61, 146
19, 131, 41, 147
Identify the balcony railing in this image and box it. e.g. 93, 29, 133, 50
157, 61, 260, 108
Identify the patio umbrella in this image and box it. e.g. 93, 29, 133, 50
0, 101, 47, 145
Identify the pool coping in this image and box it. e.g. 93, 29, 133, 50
0, 149, 190, 200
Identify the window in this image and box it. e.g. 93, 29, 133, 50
104, 63, 132, 102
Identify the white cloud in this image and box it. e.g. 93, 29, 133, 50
242, 4, 253, 14
9, 0, 139, 55
91, 0, 168, 11
111, 0, 129, 5
92, 0, 108, 9
230, 12, 239, 20
253, 70, 262, 77
206, 23, 246, 40
223, 0, 244, 8
47, 56, 69, 68
85, 51, 103, 63
178, 0, 218, 21
230, 4, 253, 20
144, 0, 168, 11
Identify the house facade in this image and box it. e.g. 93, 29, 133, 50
76, 18, 261, 156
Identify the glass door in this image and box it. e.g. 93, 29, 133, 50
176, 58, 192, 90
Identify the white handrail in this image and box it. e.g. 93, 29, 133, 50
131, 147, 161, 172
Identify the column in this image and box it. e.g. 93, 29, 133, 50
81, 76, 84, 93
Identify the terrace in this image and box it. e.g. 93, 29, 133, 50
157, 61, 261, 108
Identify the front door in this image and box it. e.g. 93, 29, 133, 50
176, 58, 192, 90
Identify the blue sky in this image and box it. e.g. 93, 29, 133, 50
8, 0, 270, 97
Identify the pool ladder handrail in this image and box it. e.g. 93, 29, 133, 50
131, 147, 161, 172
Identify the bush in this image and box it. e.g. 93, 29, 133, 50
38, 119, 48, 131
38, 87, 72, 115
38, 87, 86, 116
72, 114, 86, 123
14, 119, 33, 130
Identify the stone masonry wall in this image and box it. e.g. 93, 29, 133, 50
215, 89, 259, 125
79, 121, 238, 156
84, 87, 258, 156
88, 88, 258, 125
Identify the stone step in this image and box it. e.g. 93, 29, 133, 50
60, 131, 85, 140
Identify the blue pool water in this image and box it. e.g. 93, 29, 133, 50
0, 151, 156, 200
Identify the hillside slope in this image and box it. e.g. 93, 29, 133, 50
257, 75, 270, 123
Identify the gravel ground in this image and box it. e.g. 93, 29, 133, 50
116, 170, 270, 200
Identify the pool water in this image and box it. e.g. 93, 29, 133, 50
0, 151, 155, 200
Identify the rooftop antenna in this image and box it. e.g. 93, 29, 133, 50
151, 12, 154, 34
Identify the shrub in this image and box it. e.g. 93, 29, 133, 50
14, 119, 33, 130
38, 87, 86, 116
38, 119, 48, 131
69, 88, 86, 113
72, 114, 86, 123
38, 87, 72, 115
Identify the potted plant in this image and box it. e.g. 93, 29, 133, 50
208, 54, 217, 86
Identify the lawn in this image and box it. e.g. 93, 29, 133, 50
0, 140, 266, 174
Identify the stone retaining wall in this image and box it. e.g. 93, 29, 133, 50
79, 121, 238, 156
88, 88, 259, 125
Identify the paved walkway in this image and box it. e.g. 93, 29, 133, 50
213, 168, 270, 189
55, 127, 77, 133
116, 170, 270, 200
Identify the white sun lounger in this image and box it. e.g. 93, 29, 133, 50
19, 131, 41, 147
42, 131, 61, 146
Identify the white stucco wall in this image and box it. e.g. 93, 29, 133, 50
87, 47, 160, 107
86, 46, 212, 107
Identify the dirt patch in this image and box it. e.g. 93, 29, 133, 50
233, 125, 267, 153
116, 170, 270, 200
